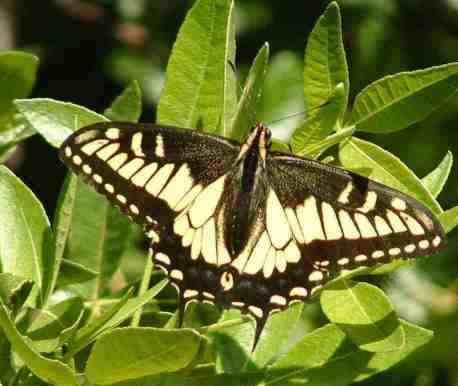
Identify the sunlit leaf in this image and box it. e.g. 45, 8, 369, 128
352, 63, 458, 133
422, 151, 453, 198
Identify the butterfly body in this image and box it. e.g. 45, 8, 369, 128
60, 121, 445, 347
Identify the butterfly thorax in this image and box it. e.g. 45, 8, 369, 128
228, 124, 271, 255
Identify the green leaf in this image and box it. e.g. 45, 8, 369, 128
421, 151, 453, 198
0, 113, 36, 149
15, 98, 107, 148
65, 289, 132, 359
0, 273, 33, 313
352, 63, 458, 133
271, 139, 290, 153
23, 297, 84, 353
0, 301, 78, 386
157, 0, 237, 135
65, 180, 132, 298
438, 206, 458, 233
56, 259, 99, 287
230, 43, 269, 141
85, 327, 201, 384
267, 320, 433, 385
104, 80, 142, 122
354, 321, 433, 382
42, 173, 78, 305
0, 51, 38, 120
320, 280, 404, 352
0, 167, 52, 307
301, 126, 354, 159
291, 83, 347, 156
0, 144, 16, 163
339, 137, 442, 214
105, 279, 168, 330
304, 2, 349, 121
213, 304, 302, 373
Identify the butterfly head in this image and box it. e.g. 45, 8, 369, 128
239, 123, 272, 161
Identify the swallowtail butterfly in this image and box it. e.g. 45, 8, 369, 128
60, 122, 445, 347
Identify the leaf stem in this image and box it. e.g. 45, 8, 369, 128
130, 250, 154, 327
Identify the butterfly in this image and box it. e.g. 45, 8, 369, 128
60, 121, 445, 348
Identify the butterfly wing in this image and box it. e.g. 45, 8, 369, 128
60, 122, 241, 318
228, 151, 445, 344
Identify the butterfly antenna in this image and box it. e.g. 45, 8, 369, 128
266, 101, 331, 126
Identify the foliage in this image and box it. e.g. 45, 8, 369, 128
0, 1, 457, 385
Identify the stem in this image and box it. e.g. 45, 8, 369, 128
197, 317, 250, 334
130, 249, 154, 327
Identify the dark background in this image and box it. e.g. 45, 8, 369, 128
2, 1, 457, 385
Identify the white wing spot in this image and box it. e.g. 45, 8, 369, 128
132, 163, 158, 187
266, 189, 291, 249
174, 184, 203, 212
105, 128, 120, 139
297, 196, 325, 243
372, 250, 385, 259
119, 158, 145, 179
189, 175, 226, 228
399, 212, 425, 236
338, 257, 350, 265
354, 213, 377, 238
201, 218, 217, 265
338, 181, 353, 204
97, 143, 120, 161
285, 241, 301, 263
184, 289, 199, 299
270, 295, 287, 306
245, 232, 270, 274
191, 227, 202, 260
155, 253, 171, 265
404, 244, 416, 253
275, 250, 287, 273
432, 236, 441, 247
357, 191, 377, 213
82, 164, 92, 174
72, 155, 82, 165
116, 194, 127, 204
220, 272, 234, 291
129, 204, 139, 215
93, 174, 103, 184
108, 153, 128, 171
309, 270, 323, 282
65, 146, 72, 157
263, 247, 276, 278
374, 216, 392, 236
145, 164, 175, 196
338, 210, 360, 240
322, 202, 343, 240
170, 269, 183, 281
354, 254, 368, 262
419, 240, 430, 249
386, 210, 408, 233
155, 134, 165, 157
159, 164, 194, 208
388, 248, 401, 256
81, 139, 108, 155
174, 215, 189, 236
391, 197, 407, 211
285, 207, 305, 243
290, 287, 308, 297
182, 228, 194, 247
104, 183, 114, 194
131, 132, 145, 157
